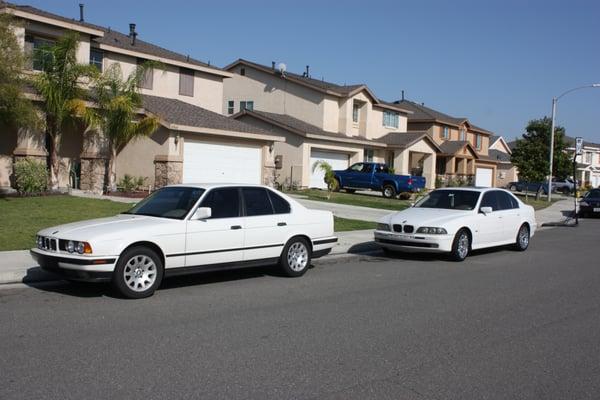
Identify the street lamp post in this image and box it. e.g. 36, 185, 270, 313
547, 84, 600, 202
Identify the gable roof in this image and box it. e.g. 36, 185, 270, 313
564, 135, 600, 149
141, 95, 280, 139
233, 109, 387, 148
223, 59, 413, 114
395, 99, 493, 135
377, 131, 441, 151
489, 149, 511, 163
438, 140, 479, 158
0, 1, 229, 76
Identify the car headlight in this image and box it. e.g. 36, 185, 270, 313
416, 227, 448, 234
36, 235, 43, 249
64, 240, 92, 254
376, 223, 391, 231
580, 201, 589, 207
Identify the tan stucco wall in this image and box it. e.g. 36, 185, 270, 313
392, 139, 437, 189
223, 66, 327, 128
496, 164, 518, 188
115, 126, 172, 186
0, 122, 18, 187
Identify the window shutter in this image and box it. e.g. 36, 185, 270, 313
179, 68, 194, 96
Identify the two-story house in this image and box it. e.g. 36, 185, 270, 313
565, 136, 600, 188
394, 99, 498, 187
223, 59, 440, 189
0, 2, 281, 193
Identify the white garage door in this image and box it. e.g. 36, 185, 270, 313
309, 149, 350, 189
183, 140, 262, 184
475, 167, 493, 188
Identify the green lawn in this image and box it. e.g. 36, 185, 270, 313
334, 217, 377, 232
287, 189, 412, 211
0, 195, 131, 251
515, 195, 557, 210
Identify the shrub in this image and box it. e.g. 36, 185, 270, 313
14, 159, 47, 195
399, 192, 412, 200
118, 174, 136, 192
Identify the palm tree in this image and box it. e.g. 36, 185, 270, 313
32, 31, 96, 191
312, 160, 338, 199
86, 62, 159, 192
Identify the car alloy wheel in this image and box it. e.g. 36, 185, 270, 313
450, 229, 470, 261
515, 224, 530, 251
383, 185, 396, 199
280, 237, 312, 277
457, 233, 469, 259
123, 255, 157, 292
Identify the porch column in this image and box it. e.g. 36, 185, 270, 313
445, 157, 455, 175
423, 153, 435, 189
394, 150, 410, 175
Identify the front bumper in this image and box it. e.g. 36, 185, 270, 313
580, 204, 600, 214
30, 249, 117, 282
374, 230, 454, 253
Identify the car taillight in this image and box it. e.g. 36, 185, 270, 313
408, 178, 413, 185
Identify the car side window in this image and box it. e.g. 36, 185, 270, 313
267, 190, 291, 214
480, 192, 499, 211
349, 163, 363, 172
362, 164, 373, 173
199, 188, 240, 219
242, 188, 274, 217
496, 191, 515, 210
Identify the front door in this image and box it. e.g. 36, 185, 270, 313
472, 191, 504, 247
185, 187, 245, 267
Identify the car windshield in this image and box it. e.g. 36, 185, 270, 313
123, 187, 205, 219
414, 189, 481, 210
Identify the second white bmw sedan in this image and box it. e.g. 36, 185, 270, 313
31, 184, 337, 298
374, 187, 536, 261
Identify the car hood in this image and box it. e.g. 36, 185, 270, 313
384, 207, 473, 227
37, 214, 179, 241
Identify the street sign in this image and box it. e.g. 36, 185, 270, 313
576, 137, 583, 155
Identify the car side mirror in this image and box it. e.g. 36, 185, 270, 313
410, 202, 415, 207
192, 207, 212, 220
480, 206, 493, 215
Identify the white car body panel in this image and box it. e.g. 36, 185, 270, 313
31, 184, 336, 281
375, 187, 536, 254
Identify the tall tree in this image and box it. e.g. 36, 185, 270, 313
32, 32, 96, 190
86, 63, 159, 192
511, 117, 571, 184
0, 14, 37, 128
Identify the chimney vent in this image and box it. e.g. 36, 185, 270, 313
305, 65, 310, 78
271, 61, 275, 70
401, 90, 404, 101
79, 3, 84, 22
129, 23, 137, 45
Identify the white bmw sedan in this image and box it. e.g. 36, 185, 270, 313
30, 184, 337, 298
374, 187, 537, 261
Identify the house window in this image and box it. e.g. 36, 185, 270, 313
352, 102, 360, 123
179, 68, 194, 97
227, 100, 234, 115
585, 152, 592, 164
460, 128, 466, 141
382, 111, 399, 128
240, 101, 254, 111
364, 149, 374, 162
25, 34, 54, 71
137, 58, 153, 90
475, 134, 482, 149
441, 126, 450, 139
89, 49, 103, 72
240, 67, 246, 76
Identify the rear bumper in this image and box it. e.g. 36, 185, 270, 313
312, 236, 337, 258
30, 249, 116, 282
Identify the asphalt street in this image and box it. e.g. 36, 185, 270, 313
1, 220, 600, 400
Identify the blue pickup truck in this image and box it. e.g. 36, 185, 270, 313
332, 162, 426, 198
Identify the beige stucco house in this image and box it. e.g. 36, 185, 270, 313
223, 59, 439, 189
395, 99, 499, 187
0, 2, 281, 193
565, 136, 600, 188
488, 135, 518, 188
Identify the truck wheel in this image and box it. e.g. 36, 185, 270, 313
382, 184, 396, 199
345, 189, 356, 194
509, 184, 517, 191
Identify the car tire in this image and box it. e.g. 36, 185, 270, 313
345, 189, 356, 194
112, 246, 164, 299
514, 224, 530, 251
382, 184, 396, 199
510, 185, 517, 191
280, 237, 312, 277
449, 229, 470, 262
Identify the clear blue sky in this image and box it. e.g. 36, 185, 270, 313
20, 0, 600, 142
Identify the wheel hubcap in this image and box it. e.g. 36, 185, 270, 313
287, 242, 308, 272
457, 233, 469, 259
519, 227, 529, 248
385, 188, 392, 197
123, 255, 157, 292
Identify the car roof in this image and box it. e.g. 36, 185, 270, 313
433, 186, 501, 192
164, 183, 269, 190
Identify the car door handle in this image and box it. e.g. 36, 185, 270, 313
230, 225, 242, 230
277, 222, 287, 226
